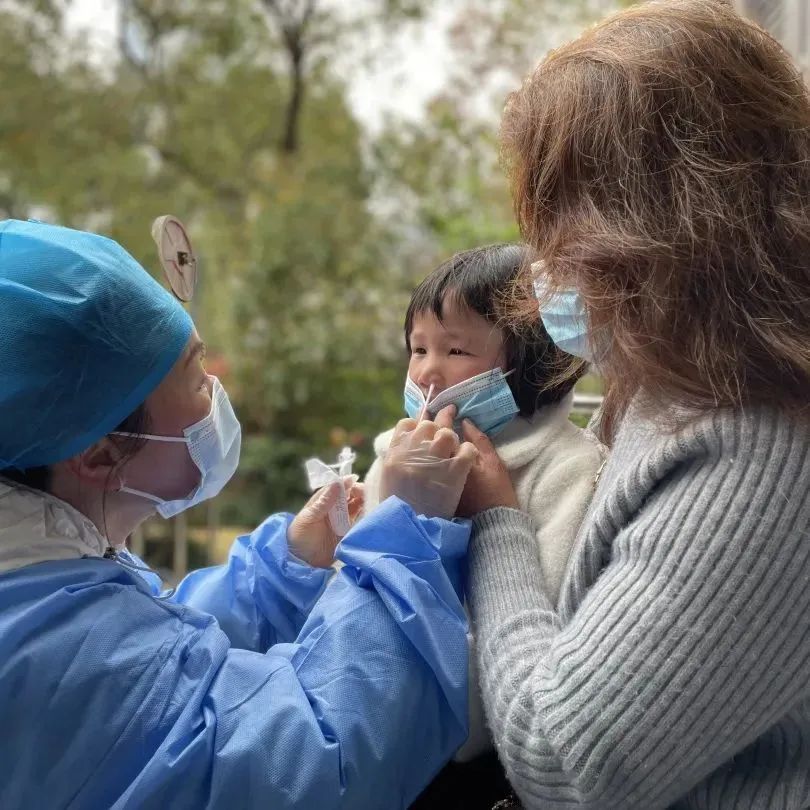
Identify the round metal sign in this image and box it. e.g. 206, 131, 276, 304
151, 215, 197, 302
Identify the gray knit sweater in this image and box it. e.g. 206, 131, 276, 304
468, 405, 810, 809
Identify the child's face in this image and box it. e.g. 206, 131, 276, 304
407, 299, 507, 396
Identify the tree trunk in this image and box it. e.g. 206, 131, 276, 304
282, 46, 305, 153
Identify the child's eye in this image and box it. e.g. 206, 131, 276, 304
411, 347, 427, 355
449, 348, 470, 356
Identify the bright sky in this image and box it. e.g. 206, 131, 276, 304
64, 0, 456, 130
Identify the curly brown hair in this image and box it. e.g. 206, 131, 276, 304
502, 0, 810, 442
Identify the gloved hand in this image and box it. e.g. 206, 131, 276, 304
379, 405, 478, 520
288, 476, 365, 568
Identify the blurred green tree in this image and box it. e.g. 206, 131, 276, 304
0, 0, 433, 523
373, 0, 621, 261
0, 0, 610, 529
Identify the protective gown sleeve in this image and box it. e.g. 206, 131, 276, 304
145, 512, 333, 650
0, 497, 470, 810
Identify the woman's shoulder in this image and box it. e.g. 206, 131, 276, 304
617, 402, 809, 459
706, 404, 809, 448
0, 557, 216, 638
0, 560, 230, 803
0, 559, 225, 710
604, 403, 810, 508
692, 406, 810, 484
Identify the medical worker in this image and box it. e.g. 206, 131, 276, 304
0, 219, 476, 809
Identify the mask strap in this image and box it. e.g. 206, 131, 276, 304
119, 485, 164, 505
112, 431, 188, 444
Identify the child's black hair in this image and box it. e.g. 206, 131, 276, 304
404, 244, 584, 417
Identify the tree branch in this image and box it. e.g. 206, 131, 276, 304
156, 146, 244, 205
117, 0, 147, 74
260, 0, 319, 154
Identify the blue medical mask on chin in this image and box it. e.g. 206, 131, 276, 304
532, 269, 594, 363
404, 368, 519, 437
117, 377, 242, 518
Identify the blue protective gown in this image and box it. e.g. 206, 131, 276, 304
0, 495, 469, 809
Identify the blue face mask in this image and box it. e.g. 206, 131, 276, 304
404, 369, 519, 437
532, 269, 594, 362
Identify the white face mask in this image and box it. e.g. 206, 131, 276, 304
116, 377, 241, 518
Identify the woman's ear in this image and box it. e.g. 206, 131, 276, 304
63, 438, 127, 491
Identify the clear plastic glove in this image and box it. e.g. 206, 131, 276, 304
288, 476, 365, 568
379, 405, 478, 520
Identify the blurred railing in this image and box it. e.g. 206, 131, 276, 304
572, 393, 603, 416
734, 0, 810, 75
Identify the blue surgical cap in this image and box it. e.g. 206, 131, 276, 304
0, 220, 194, 469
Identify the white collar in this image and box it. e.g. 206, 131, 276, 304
493, 392, 575, 468
0, 480, 108, 573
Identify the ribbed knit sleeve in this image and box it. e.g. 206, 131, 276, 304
467, 408, 810, 809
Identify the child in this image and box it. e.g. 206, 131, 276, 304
363, 244, 605, 763
365, 244, 603, 603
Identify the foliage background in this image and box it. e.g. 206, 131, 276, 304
0, 0, 615, 559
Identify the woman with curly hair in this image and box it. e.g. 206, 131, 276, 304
460, 1, 810, 807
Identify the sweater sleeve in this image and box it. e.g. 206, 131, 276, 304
467, 412, 810, 809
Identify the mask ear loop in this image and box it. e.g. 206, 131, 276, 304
110, 432, 190, 501
112, 431, 188, 443
111, 431, 190, 506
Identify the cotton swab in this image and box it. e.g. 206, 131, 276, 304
418, 383, 435, 423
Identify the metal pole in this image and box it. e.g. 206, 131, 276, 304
173, 512, 188, 580
207, 499, 221, 566
572, 393, 604, 416
131, 525, 145, 558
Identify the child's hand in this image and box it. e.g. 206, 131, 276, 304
288, 477, 364, 568
456, 419, 519, 517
